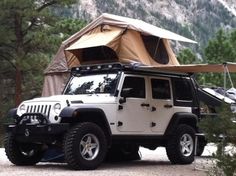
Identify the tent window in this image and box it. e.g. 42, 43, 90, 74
142, 35, 169, 64
81, 46, 118, 63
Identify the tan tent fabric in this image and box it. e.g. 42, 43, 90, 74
118, 29, 152, 65
155, 63, 236, 73
64, 25, 124, 65
64, 25, 179, 67
161, 39, 179, 65
42, 13, 196, 96
44, 13, 196, 74
42, 72, 69, 97
66, 27, 123, 50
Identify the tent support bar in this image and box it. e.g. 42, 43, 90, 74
223, 63, 234, 90
226, 65, 234, 88
224, 64, 226, 95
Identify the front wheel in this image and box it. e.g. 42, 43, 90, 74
4, 132, 44, 165
166, 124, 195, 164
64, 122, 107, 170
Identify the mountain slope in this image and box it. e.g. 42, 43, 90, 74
217, 0, 236, 16
67, 0, 236, 53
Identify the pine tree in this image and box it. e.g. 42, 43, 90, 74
0, 0, 83, 106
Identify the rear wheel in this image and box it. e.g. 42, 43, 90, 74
166, 124, 195, 164
196, 138, 207, 156
64, 122, 107, 170
4, 132, 44, 165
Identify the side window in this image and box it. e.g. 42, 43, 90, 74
151, 79, 171, 99
173, 79, 193, 101
121, 76, 145, 98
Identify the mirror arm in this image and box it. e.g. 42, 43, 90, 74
119, 97, 126, 104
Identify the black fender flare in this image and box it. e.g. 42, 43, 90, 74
59, 106, 111, 136
59, 106, 81, 118
7, 108, 18, 119
164, 112, 198, 136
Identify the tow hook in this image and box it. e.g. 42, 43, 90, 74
25, 129, 30, 137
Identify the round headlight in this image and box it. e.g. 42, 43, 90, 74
53, 103, 61, 114
19, 104, 26, 114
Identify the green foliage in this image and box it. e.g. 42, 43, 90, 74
205, 29, 236, 63
200, 104, 236, 143
177, 48, 199, 64
216, 152, 236, 176
52, 18, 87, 42
200, 104, 236, 176
0, 0, 86, 145
198, 29, 236, 87
0, 0, 85, 101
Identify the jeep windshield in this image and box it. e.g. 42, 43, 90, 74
64, 73, 120, 95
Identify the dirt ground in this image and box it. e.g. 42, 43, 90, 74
0, 145, 216, 176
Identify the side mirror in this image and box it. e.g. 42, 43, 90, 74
119, 88, 133, 104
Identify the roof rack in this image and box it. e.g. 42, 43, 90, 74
70, 62, 189, 76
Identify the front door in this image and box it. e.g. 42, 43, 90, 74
116, 75, 150, 133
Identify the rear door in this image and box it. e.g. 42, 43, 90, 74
149, 77, 174, 134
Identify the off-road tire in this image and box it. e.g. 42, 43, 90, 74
196, 139, 206, 156
196, 144, 205, 156
166, 124, 195, 164
4, 132, 44, 165
64, 122, 107, 170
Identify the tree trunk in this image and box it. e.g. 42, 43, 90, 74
15, 66, 22, 106
14, 13, 23, 107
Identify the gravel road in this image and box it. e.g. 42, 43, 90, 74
0, 145, 216, 176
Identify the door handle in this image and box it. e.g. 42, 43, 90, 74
117, 121, 123, 127
164, 104, 173, 108
141, 103, 150, 107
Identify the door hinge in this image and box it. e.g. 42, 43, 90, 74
118, 105, 123, 110
151, 106, 156, 112
151, 122, 156, 127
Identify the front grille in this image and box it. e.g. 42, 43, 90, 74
26, 104, 52, 118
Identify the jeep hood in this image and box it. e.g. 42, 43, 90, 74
23, 94, 117, 105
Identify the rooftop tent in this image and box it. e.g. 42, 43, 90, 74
64, 25, 179, 66
42, 13, 196, 96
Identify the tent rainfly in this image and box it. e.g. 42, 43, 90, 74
42, 13, 197, 96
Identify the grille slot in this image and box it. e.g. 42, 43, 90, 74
26, 104, 52, 118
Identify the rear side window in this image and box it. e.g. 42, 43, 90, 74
151, 79, 171, 99
121, 76, 145, 98
173, 78, 193, 101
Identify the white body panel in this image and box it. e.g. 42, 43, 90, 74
17, 71, 195, 136
148, 77, 174, 134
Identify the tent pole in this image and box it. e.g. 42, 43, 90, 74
225, 65, 234, 88
223, 63, 227, 94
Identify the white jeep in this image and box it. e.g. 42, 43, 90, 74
4, 63, 206, 170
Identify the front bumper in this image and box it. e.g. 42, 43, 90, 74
5, 123, 70, 143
